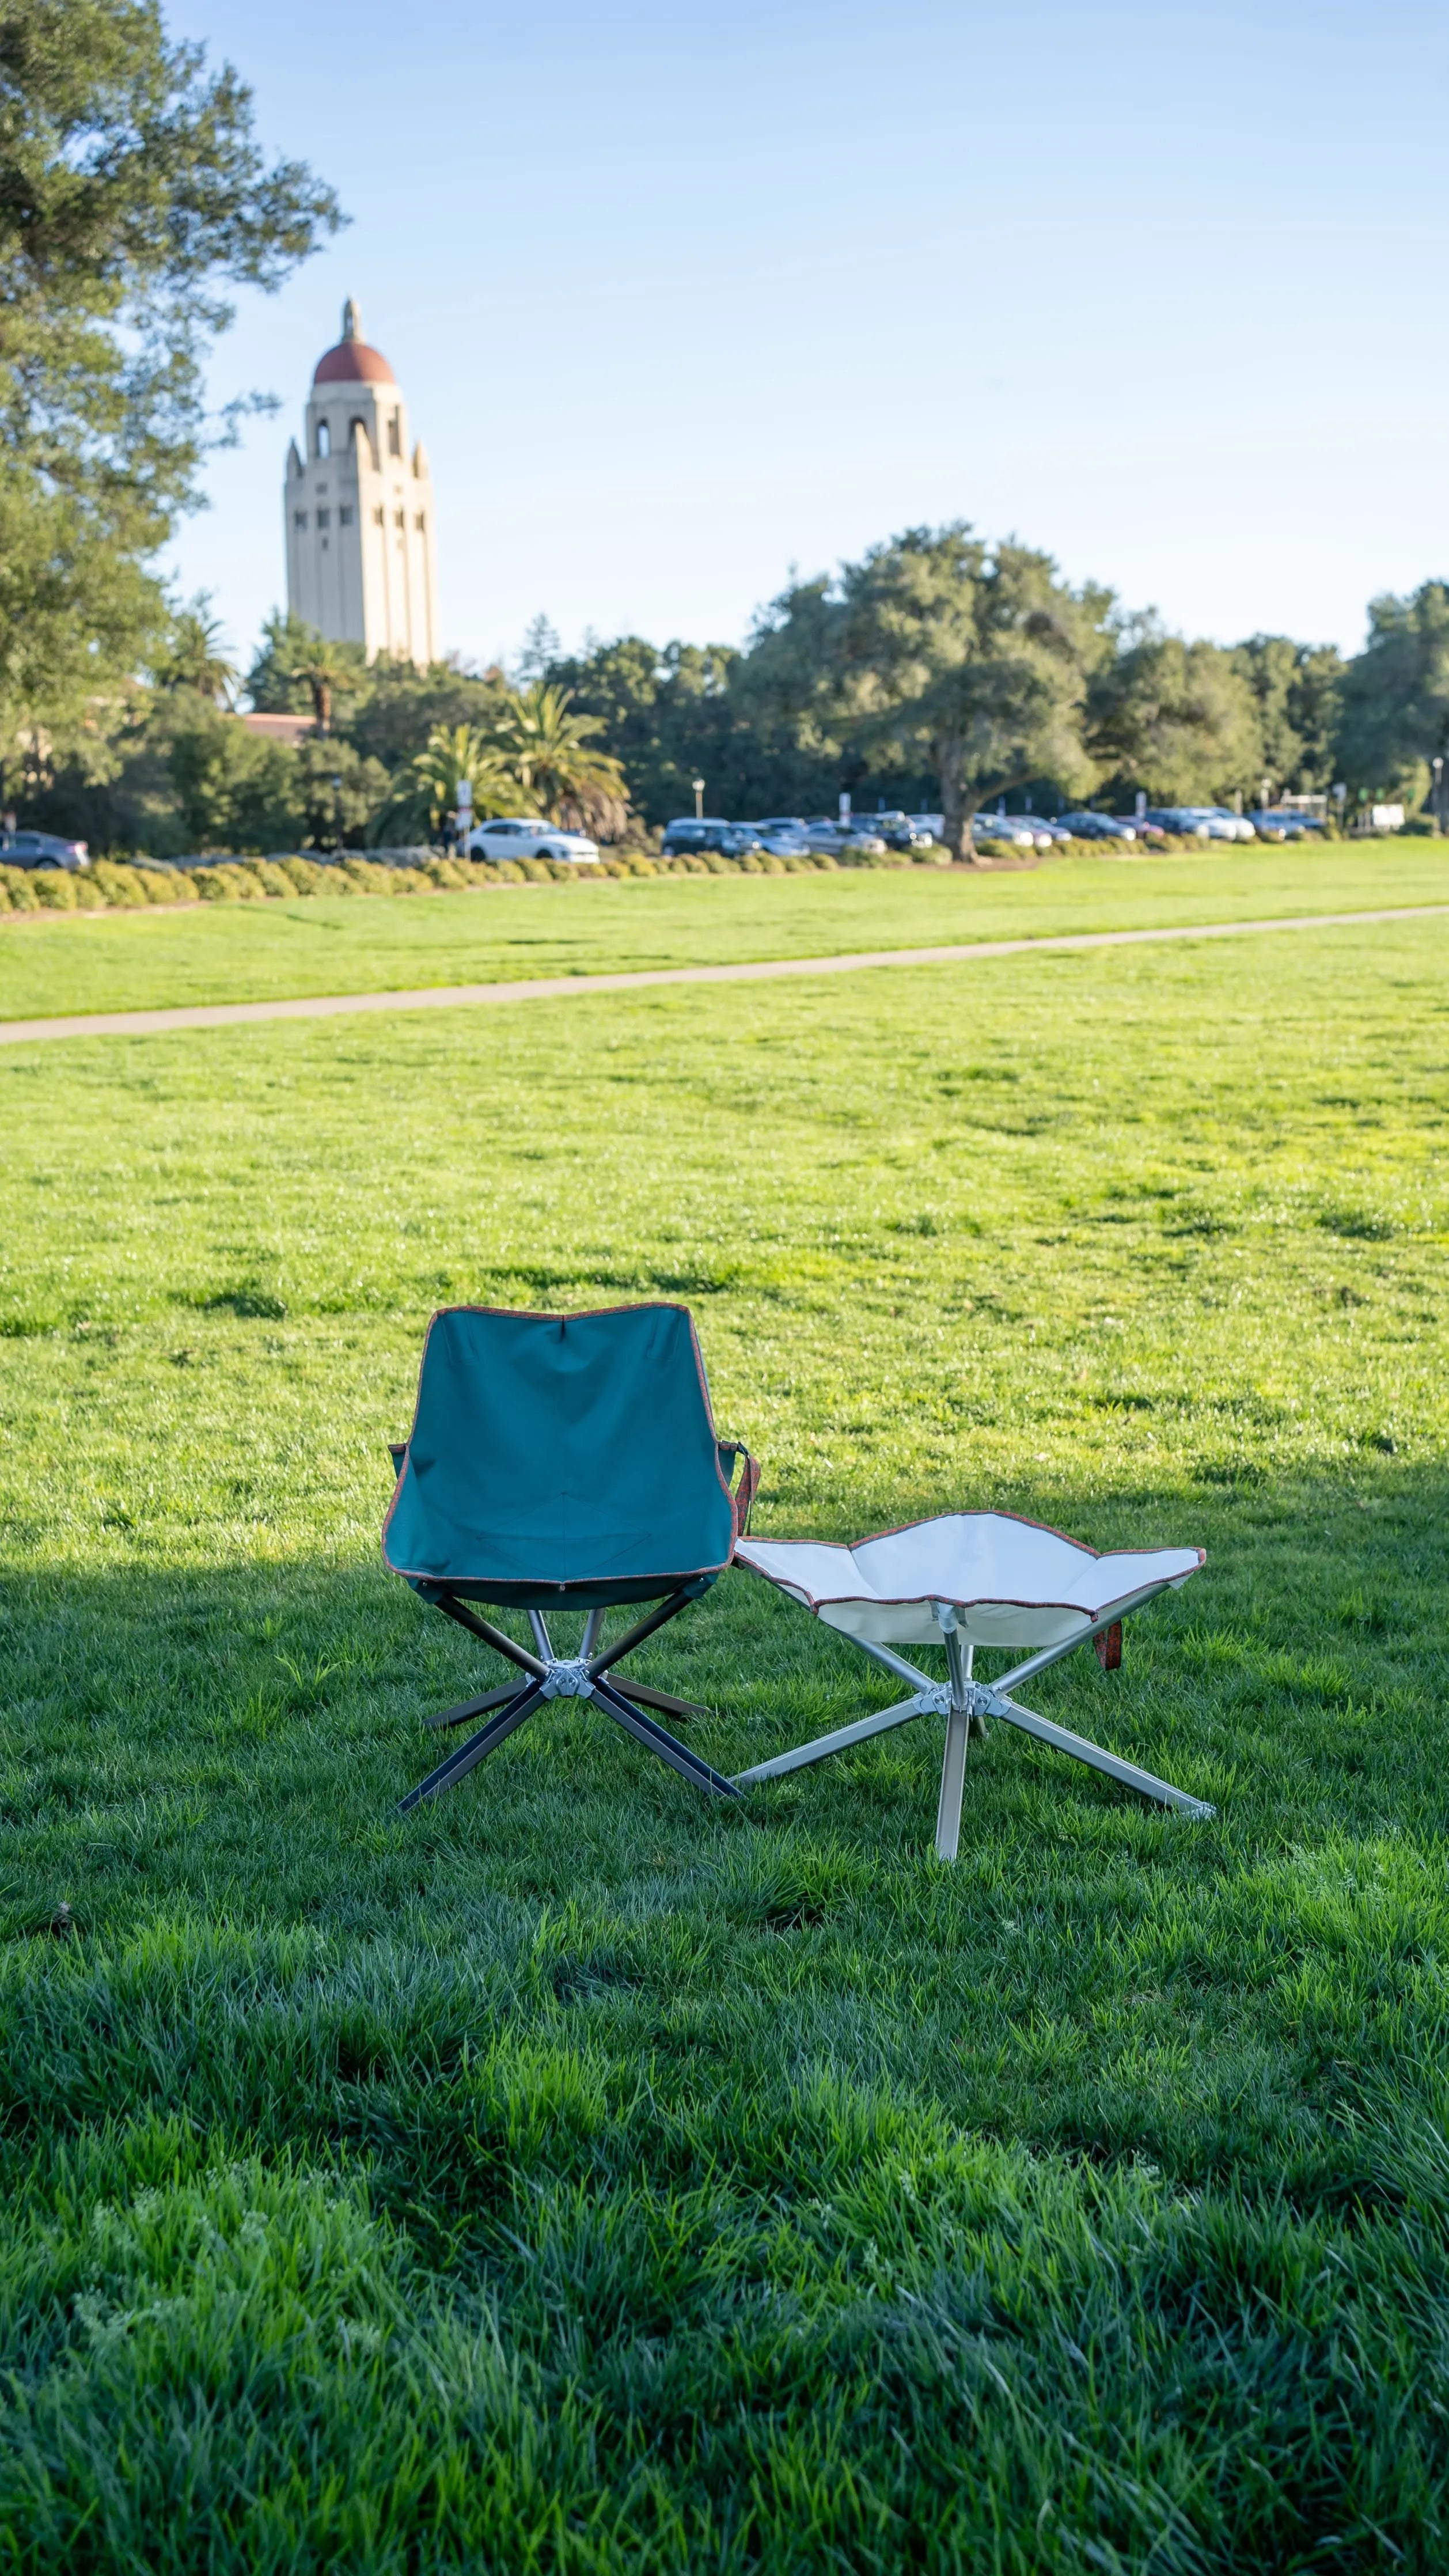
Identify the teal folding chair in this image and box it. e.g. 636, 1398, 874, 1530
384, 1303, 758, 1811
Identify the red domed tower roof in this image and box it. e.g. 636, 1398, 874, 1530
313, 297, 395, 387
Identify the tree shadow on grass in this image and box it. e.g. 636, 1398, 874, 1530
2, 1452, 1446, 2191
2, 1471, 1448, 2574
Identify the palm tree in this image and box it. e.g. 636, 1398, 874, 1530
372, 722, 523, 844
283, 636, 363, 736
158, 597, 239, 706
490, 683, 629, 838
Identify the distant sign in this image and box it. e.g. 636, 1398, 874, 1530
456, 779, 473, 812
1369, 804, 1404, 831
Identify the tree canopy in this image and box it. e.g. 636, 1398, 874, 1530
0, 0, 342, 750
1334, 581, 1449, 810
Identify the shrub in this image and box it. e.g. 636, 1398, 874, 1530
0, 864, 39, 911
30, 868, 78, 909
422, 859, 468, 889
91, 861, 149, 908
1398, 813, 1439, 837
491, 860, 526, 884
342, 858, 395, 895
191, 864, 264, 901
274, 857, 326, 895
136, 866, 194, 903
235, 860, 296, 899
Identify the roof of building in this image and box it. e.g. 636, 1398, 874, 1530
313, 296, 395, 388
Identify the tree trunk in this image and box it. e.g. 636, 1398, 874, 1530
936, 757, 983, 860
938, 747, 978, 862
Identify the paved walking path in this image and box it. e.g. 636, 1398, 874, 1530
2, 902, 1445, 1047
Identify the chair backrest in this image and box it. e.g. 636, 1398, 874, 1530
383, 1303, 738, 1599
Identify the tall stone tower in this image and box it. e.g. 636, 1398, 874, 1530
283, 300, 439, 665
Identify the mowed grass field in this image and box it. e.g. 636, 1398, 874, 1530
2, 876, 1448, 2569
2, 839, 1447, 1020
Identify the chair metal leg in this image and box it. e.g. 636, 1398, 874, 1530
610, 1678, 710, 1721
397, 1682, 544, 1812
934, 1628, 973, 1861
935, 1706, 971, 1861
589, 1676, 741, 1798
989, 1691, 1214, 1818
426, 1682, 525, 1730
733, 1691, 932, 1785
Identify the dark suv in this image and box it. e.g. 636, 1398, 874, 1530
661, 819, 764, 857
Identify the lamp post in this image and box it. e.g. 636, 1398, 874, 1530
692, 778, 705, 821
456, 775, 473, 857
331, 773, 343, 853
1433, 756, 1444, 835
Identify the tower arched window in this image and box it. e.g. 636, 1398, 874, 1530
388, 410, 402, 458
315, 418, 331, 459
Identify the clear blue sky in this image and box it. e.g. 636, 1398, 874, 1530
166, 0, 1449, 673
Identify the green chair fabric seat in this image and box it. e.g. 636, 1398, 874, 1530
384, 1302, 740, 1608
384, 1304, 758, 1812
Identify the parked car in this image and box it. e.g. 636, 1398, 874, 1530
801, 818, 887, 855
468, 817, 599, 865
1143, 809, 1212, 840
1053, 813, 1138, 842
1144, 807, 1253, 842
1250, 809, 1321, 841
662, 819, 767, 857
0, 828, 90, 869
973, 816, 1041, 848
859, 810, 934, 851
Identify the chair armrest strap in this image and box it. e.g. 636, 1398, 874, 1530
387, 1440, 408, 1473
718, 1441, 761, 1538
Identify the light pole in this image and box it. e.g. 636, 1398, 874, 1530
456, 775, 473, 857
692, 778, 705, 821
1433, 757, 1444, 835
331, 773, 343, 853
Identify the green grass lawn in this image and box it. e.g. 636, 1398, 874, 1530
2, 900, 1447, 2568
2, 839, 1446, 1020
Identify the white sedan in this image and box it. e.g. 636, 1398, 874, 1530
466, 817, 600, 865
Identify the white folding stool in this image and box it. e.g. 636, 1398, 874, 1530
733, 1512, 1212, 1857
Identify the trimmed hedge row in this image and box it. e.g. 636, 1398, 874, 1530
0, 832, 1245, 919
0, 846, 872, 918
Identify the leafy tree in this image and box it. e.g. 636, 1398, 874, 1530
162, 700, 301, 851
291, 738, 389, 849
335, 656, 505, 774
1232, 635, 1343, 799
154, 593, 238, 704
1086, 623, 1262, 806
747, 527, 1109, 858
0, 0, 342, 754
1334, 581, 1449, 809
547, 636, 779, 825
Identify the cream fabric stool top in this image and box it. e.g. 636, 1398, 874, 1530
733, 1511, 1211, 1857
